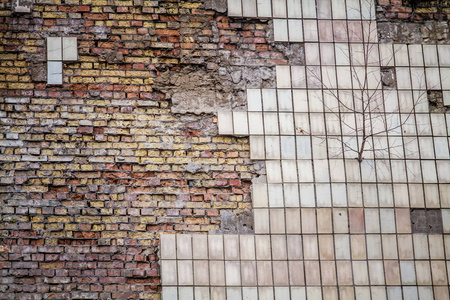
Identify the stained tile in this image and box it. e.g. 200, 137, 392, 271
384, 260, 400, 285
211, 287, 226, 300
192, 235, 208, 259
423, 45, 439, 66
270, 208, 286, 234
47, 37, 62, 61
224, 235, 239, 260
240, 235, 255, 260
335, 234, 351, 259
194, 260, 209, 285
413, 234, 429, 259
209, 261, 225, 286
257, 261, 273, 286
366, 235, 382, 259
386, 287, 402, 300
301, 208, 317, 233
368, 260, 385, 285
264, 112, 279, 135
364, 209, 380, 233
371, 287, 387, 300
397, 234, 414, 259
254, 209, 270, 234
225, 261, 241, 286
317, 208, 332, 233
177, 234, 192, 259
255, 235, 271, 260
349, 208, 365, 233
47, 61, 63, 85
160, 234, 176, 259
252, 183, 268, 208
241, 261, 257, 286
208, 235, 224, 260
305, 261, 321, 285
321, 261, 337, 286
291, 67, 307, 89
303, 235, 319, 260
434, 287, 450, 300
62, 37, 77, 61
287, 235, 302, 259
242, 0, 257, 17
431, 261, 448, 285
351, 235, 366, 260
272, 261, 289, 286
319, 235, 334, 260
279, 113, 295, 135
352, 261, 369, 285
265, 136, 280, 160
395, 208, 411, 233
416, 260, 432, 285
195, 287, 210, 300
285, 208, 301, 233
271, 235, 287, 260
266, 161, 282, 184
337, 261, 353, 285
318, 20, 333, 42
382, 235, 398, 259
161, 260, 177, 285
177, 260, 193, 285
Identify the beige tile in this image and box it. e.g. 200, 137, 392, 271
351, 235, 366, 260
382, 235, 398, 259
255, 235, 272, 260
289, 261, 305, 285
317, 208, 333, 233
208, 235, 224, 260
384, 260, 401, 286
319, 235, 335, 260
397, 234, 414, 259
209, 261, 225, 286
178, 260, 193, 285
259, 287, 274, 300
321, 261, 337, 285
318, 20, 333, 42
431, 261, 448, 285
445, 236, 450, 259
305, 261, 321, 285
241, 261, 257, 286
366, 235, 382, 259
192, 234, 208, 259
428, 234, 445, 259
333, 21, 348, 42
287, 235, 303, 260
368, 261, 385, 285
337, 261, 354, 286
371, 286, 387, 300
301, 208, 317, 233
395, 208, 411, 233
211, 287, 226, 300
349, 208, 365, 233
254, 209, 270, 234
352, 261, 369, 285
161, 260, 177, 285
415, 260, 432, 285
177, 234, 192, 259
257, 261, 273, 286
434, 286, 450, 300
270, 208, 286, 234
273, 261, 289, 286
333, 208, 349, 233
224, 235, 239, 260
413, 234, 429, 259
339, 287, 355, 300
271, 235, 287, 260
285, 208, 301, 234
194, 260, 209, 285
322, 288, 338, 300
225, 261, 241, 286
364, 209, 380, 233
240, 235, 255, 260
335, 234, 351, 259
252, 183, 268, 207
303, 235, 319, 260
160, 234, 176, 259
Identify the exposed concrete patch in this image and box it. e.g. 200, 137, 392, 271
275, 43, 305, 65
153, 65, 275, 114
103, 48, 124, 64
410, 208, 443, 233
381, 67, 396, 88
210, 210, 254, 234
204, 0, 227, 13
427, 90, 449, 112
378, 20, 450, 44
24, 53, 46, 82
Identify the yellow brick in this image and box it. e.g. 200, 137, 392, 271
101, 232, 127, 238
48, 216, 72, 223
22, 186, 48, 192
42, 12, 67, 18
76, 216, 101, 223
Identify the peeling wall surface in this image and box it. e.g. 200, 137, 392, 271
0, 0, 449, 299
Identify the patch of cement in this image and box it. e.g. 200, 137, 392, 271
210, 210, 254, 234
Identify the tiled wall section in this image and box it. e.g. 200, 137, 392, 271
161, 0, 450, 299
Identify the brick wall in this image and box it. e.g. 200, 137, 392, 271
0, 0, 286, 298
378, 0, 450, 20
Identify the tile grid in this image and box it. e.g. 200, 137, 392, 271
162, 0, 450, 299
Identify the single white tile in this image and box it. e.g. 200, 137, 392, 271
394, 44, 409, 66
302, 0, 316, 18
62, 37, 77, 61
442, 209, 450, 233
371, 287, 387, 300
335, 43, 350, 65
282, 159, 298, 182
387, 287, 402, 300
179, 287, 194, 300
255, 235, 271, 259
303, 20, 318, 42
410, 67, 426, 90
160, 234, 176, 259
259, 287, 274, 299
265, 136, 280, 159
240, 235, 256, 260
305, 43, 320, 66
413, 234, 429, 259
241, 262, 257, 286
276, 66, 291, 88
335, 234, 351, 259
284, 183, 300, 207
177, 234, 192, 259
440, 68, 450, 89
47, 37, 62, 61
331, 0, 347, 18
322, 66, 337, 89
217, 111, 233, 135
309, 113, 325, 135
211, 287, 226, 300
422, 160, 438, 183
264, 113, 279, 135
161, 260, 177, 285
242, 287, 258, 300
438, 45, 450, 66
273, 19, 289, 42
352, 261, 369, 285
332, 183, 347, 206
268, 183, 284, 207
307, 66, 322, 88
280, 136, 296, 159
233, 111, 249, 135
227, 288, 242, 300
409, 44, 424, 66
287, 19, 303, 42
274, 287, 290, 300
47, 61, 63, 85
361, 0, 376, 20
291, 67, 306, 89
444, 90, 450, 106
435, 137, 450, 159
271, 235, 287, 260
209, 261, 225, 286
437, 160, 450, 182
191, 261, 208, 286
316, 183, 332, 206
279, 113, 295, 135
248, 112, 264, 135
252, 183, 268, 208
355, 287, 371, 300
256, 0, 272, 17
287, 0, 301, 18
299, 183, 315, 206
262, 89, 277, 111
225, 261, 241, 286
363, 184, 378, 207
227, 0, 243, 16
254, 209, 270, 234
366, 235, 382, 259
364, 209, 380, 233
162, 287, 178, 300
321, 43, 335, 66
224, 235, 240, 260
317, 0, 332, 18
208, 235, 224, 260
250, 136, 265, 160
195, 287, 210, 300
285, 207, 301, 232
368, 261, 385, 285
247, 89, 262, 111
418, 287, 433, 300
296, 136, 312, 159
277, 89, 293, 111
346, 0, 361, 19
426, 67, 441, 89
272, 0, 287, 17
393, 183, 409, 207
242, 0, 257, 17
312, 136, 327, 159
423, 45, 439, 66
192, 235, 208, 259
270, 208, 286, 234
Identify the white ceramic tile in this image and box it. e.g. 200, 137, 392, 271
441, 68, 450, 89
437, 160, 450, 182
160, 234, 176, 259
257, 261, 273, 286
270, 208, 286, 234
257, 0, 272, 17
242, 0, 257, 17
371, 287, 387, 300
386, 287, 402, 300
264, 113, 279, 135
361, 0, 376, 20
297, 160, 314, 183
438, 45, 450, 66
278, 89, 293, 111
242, 287, 258, 300
410, 67, 426, 90
233, 111, 249, 135
217, 111, 233, 135
240, 235, 255, 260
209, 261, 225, 286
312, 136, 328, 159
321, 66, 337, 89
421, 160, 438, 183
224, 235, 240, 260
308, 89, 323, 112
255, 235, 271, 260
303, 20, 319, 42
265, 136, 280, 159
162, 287, 178, 300
225, 261, 241, 286
379, 43, 394, 66
296, 136, 312, 159
211, 287, 226, 300
334, 234, 351, 259
252, 183, 268, 208
227, 0, 242, 16
442, 209, 450, 233
352, 261, 369, 285
331, 183, 348, 206
282, 159, 298, 182
194, 260, 209, 285
62, 37, 77, 61
281, 136, 296, 159
162, 260, 178, 285
331, 0, 346, 18
287, 0, 302, 18
309, 113, 325, 135
302, 0, 316, 18
271, 235, 287, 260
316, 183, 332, 207
423, 45, 439, 66
47, 61, 63, 85
279, 113, 295, 135
314, 159, 330, 182
288, 19, 303, 42
291, 66, 306, 89
276, 66, 291, 89
227, 288, 242, 300
273, 19, 289, 42
247, 89, 262, 111
303, 235, 318, 259
294, 113, 310, 135
395, 67, 412, 89
47, 37, 62, 61
268, 183, 283, 207
368, 261, 385, 285
413, 234, 429, 259
307, 66, 322, 88
366, 235, 382, 259
272, 0, 287, 17
248, 112, 264, 135
208, 235, 224, 260
241, 262, 257, 286
266, 160, 283, 183
194, 288, 209, 300
305, 43, 320, 66
274, 287, 290, 300
394, 44, 409, 66
254, 209, 270, 234
177, 234, 192, 259
285, 207, 301, 233
444, 90, 450, 106
284, 183, 300, 207
409, 44, 424, 66
363, 184, 378, 207
192, 235, 208, 259
300, 183, 315, 206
